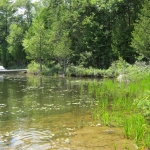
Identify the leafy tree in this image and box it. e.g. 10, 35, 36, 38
0, 0, 146, 70
67, 1, 113, 68
111, 0, 144, 64
14, 0, 34, 27
53, 33, 72, 74
39, 1, 73, 73
131, 0, 150, 59
5, 0, 37, 67
23, 18, 53, 72
0, 0, 16, 67
6, 24, 26, 66
0, 0, 34, 67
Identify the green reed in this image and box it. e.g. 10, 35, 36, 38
89, 73, 150, 148
143, 132, 150, 148
123, 114, 146, 142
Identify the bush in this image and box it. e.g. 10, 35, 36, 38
66, 65, 104, 77
27, 61, 49, 75
49, 63, 62, 75
134, 91, 150, 118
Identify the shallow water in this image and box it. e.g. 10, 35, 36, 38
0, 75, 97, 149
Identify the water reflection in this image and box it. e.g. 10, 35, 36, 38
0, 75, 97, 149
1, 129, 54, 149
0, 75, 3, 82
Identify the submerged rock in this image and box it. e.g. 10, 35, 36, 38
96, 123, 101, 127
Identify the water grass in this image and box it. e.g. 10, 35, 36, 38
123, 114, 146, 142
88, 71, 150, 148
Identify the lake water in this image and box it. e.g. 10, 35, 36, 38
0, 75, 96, 149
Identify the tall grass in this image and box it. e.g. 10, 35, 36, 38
123, 114, 146, 143
89, 72, 150, 148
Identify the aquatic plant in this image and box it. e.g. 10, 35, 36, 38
123, 114, 146, 142
114, 143, 117, 150
89, 72, 150, 148
143, 131, 150, 148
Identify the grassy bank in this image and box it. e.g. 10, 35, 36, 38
66, 59, 150, 78
26, 58, 150, 78
88, 71, 150, 149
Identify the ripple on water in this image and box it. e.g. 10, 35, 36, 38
0, 129, 56, 150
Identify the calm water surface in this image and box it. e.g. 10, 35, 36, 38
0, 75, 97, 149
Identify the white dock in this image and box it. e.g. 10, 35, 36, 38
0, 66, 28, 73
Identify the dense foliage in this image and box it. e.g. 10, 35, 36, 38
0, 0, 149, 72
131, 0, 150, 60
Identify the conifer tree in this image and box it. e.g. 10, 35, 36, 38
23, 18, 53, 72
131, 0, 150, 59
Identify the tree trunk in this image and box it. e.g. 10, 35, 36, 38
40, 58, 42, 72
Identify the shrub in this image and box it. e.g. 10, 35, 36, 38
27, 61, 49, 75
49, 63, 62, 75
134, 91, 150, 118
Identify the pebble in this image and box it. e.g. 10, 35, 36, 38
96, 123, 101, 127
64, 138, 70, 144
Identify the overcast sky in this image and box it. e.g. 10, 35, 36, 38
13, 0, 39, 15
